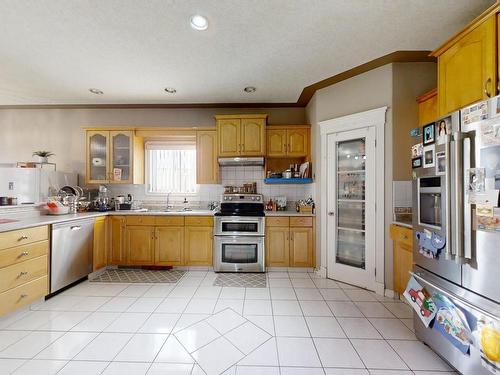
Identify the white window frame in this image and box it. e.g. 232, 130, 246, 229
144, 141, 198, 198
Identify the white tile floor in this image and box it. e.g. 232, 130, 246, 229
0, 270, 458, 375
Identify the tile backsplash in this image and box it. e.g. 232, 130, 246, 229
107, 166, 314, 207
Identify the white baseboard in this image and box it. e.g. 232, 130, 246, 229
374, 282, 385, 296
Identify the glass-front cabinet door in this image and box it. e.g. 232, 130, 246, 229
110, 131, 133, 184
87, 131, 110, 184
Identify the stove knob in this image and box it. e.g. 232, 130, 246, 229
256, 196, 261, 201
228, 196, 233, 201
223, 196, 227, 201
251, 196, 256, 201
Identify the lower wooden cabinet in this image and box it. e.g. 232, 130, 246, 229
266, 227, 290, 266
184, 226, 213, 266
155, 227, 184, 266
125, 225, 155, 265
109, 216, 126, 265
93, 217, 107, 271
265, 216, 315, 267
290, 227, 313, 267
0, 225, 49, 317
390, 224, 414, 294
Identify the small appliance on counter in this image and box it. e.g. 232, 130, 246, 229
114, 194, 134, 210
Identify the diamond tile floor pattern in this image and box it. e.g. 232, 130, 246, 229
0, 270, 457, 375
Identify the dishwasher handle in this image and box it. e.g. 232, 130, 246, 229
70, 225, 82, 231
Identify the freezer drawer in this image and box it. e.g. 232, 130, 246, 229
412, 267, 500, 375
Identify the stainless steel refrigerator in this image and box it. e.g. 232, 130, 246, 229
412, 96, 500, 375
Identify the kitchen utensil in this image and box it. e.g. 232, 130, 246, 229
283, 170, 292, 179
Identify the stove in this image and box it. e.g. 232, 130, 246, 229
213, 194, 265, 272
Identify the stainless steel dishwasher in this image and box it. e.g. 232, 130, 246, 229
51, 218, 94, 293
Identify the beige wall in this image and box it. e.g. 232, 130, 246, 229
0, 107, 305, 176
306, 64, 394, 288
392, 63, 437, 180
306, 62, 436, 291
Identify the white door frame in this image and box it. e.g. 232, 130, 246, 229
320, 107, 387, 294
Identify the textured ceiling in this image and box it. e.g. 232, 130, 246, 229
0, 0, 494, 105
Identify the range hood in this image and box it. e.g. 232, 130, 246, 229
218, 157, 265, 166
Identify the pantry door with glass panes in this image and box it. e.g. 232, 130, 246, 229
327, 126, 376, 289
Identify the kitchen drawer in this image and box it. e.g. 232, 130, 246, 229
155, 216, 185, 226
126, 216, 156, 226
0, 240, 49, 269
185, 216, 213, 227
0, 255, 48, 293
290, 217, 313, 227
266, 217, 290, 227
0, 275, 48, 317
392, 225, 413, 248
0, 226, 49, 251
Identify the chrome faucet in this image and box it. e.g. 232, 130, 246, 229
166, 192, 173, 210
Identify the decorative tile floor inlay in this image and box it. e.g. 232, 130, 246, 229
213, 273, 267, 288
90, 268, 186, 283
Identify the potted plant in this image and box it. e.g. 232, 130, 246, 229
32, 151, 54, 164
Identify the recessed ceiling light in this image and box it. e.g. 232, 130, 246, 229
89, 88, 103, 95
190, 15, 208, 31
164, 87, 177, 94
244, 86, 256, 93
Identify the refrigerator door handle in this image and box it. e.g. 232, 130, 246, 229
463, 137, 472, 260
444, 136, 453, 258
452, 133, 464, 261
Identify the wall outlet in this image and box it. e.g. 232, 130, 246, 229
8, 182, 14, 190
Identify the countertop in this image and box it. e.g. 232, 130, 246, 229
0, 209, 315, 232
392, 221, 413, 229
265, 210, 315, 217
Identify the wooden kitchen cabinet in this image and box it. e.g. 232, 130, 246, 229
85, 128, 144, 185
241, 118, 266, 155
417, 89, 438, 126
196, 130, 219, 184
265, 125, 310, 158
125, 225, 155, 265
216, 114, 267, 157
109, 216, 126, 265
155, 226, 184, 266
265, 216, 315, 267
289, 227, 313, 267
0, 225, 49, 317
390, 224, 414, 295
93, 216, 107, 271
184, 224, 213, 266
266, 226, 290, 267
433, 15, 497, 115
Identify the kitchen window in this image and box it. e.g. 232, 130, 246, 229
145, 141, 197, 195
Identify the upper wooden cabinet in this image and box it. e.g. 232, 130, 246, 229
266, 125, 310, 158
85, 129, 144, 185
216, 115, 267, 157
417, 89, 438, 126
432, 13, 497, 115
196, 130, 219, 184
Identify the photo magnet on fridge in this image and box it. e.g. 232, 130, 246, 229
436, 151, 446, 175
423, 122, 435, 145
436, 117, 452, 145
411, 143, 423, 158
404, 276, 437, 327
423, 145, 435, 168
412, 157, 422, 169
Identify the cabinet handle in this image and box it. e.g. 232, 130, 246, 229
284, 144, 287, 152
291, 232, 294, 241
19, 271, 28, 277
19, 251, 29, 257
18, 235, 28, 241
484, 78, 492, 98
20, 294, 28, 299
